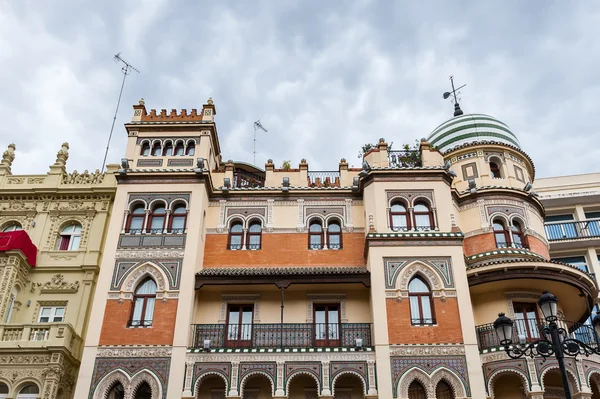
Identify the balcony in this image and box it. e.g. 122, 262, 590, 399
0, 323, 82, 358
190, 323, 372, 350
545, 219, 600, 242
476, 319, 598, 353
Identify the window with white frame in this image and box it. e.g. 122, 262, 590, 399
4, 287, 18, 323
38, 306, 65, 323
57, 224, 82, 250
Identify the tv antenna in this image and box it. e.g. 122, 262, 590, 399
443, 75, 466, 117
101, 53, 140, 172
253, 120, 267, 165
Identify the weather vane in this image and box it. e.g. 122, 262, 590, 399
443, 76, 466, 117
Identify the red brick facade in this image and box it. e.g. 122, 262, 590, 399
463, 232, 549, 259
203, 233, 366, 267
99, 299, 178, 345
386, 297, 463, 344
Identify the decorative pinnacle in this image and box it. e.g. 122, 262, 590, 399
139, 98, 145, 105
2, 144, 16, 167
207, 97, 214, 105
55, 142, 70, 166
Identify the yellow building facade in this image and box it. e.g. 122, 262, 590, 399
0, 144, 117, 399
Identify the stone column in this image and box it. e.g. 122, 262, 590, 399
163, 210, 171, 233
182, 361, 194, 397
228, 362, 240, 397
526, 357, 542, 392
321, 361, 331, 396
275, 361, 285, 396
142, 210, 150, 233
367, 360, 378, 395
121, 210, 129, 233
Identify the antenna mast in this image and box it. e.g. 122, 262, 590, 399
101, 53, 140, 172
442, 75, 466, 117
253, 120, 267, 165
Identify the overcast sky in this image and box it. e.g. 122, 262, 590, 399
1, 1, 599, 178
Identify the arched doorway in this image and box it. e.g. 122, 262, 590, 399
491, 372, 526, 398
241, 374, 272, 399
106, 382, 125, 399
288, 374, 319, 399
195, 375, 226, 399
435, 380, 454, 399
407, 380, 427, 399
542, 369, 578, 398
333, 374, 365, 398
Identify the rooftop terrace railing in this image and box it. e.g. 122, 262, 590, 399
307, 171, 341, 187
388, 150, 421, 168
545, 219, 600, 242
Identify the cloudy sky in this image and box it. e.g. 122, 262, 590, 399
1, 1, 599, 178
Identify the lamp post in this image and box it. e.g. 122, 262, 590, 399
493, 291, 600, 399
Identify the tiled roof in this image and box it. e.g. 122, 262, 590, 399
196, 267, 369, 277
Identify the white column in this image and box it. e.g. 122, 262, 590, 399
229, 362, 240, 396
275, 361, 285, 396
142, 210, 150, 233
182, 361, 194, 397
121, 210, 129, 233
164, 210, 171, 233
321, 361, 331, 396
367, 360, 378, 395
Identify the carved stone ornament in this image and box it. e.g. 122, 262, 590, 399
389, 345, 465, 357
40, 274, 80, 293
96, 347, 173, 358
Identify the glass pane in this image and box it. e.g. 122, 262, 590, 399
241, 309, 252, 340
171, 216, 185, 230
512, 233, 522, 246
249, 235, 260, 246
175, 146, 184, 155
420, 297, 432, 321
19, 385, 39, 394
495, 232, 507, 247
69, 235, 81, 250
133, 298, 144, 321
132, 207, 145, 215
40, 308, 51, 316
230, 224, 243, 233
55, 307, 65, 316
414, 214, 431, 228
310, 235, 322, 247
545, 214, 574, 222
136, 279, 157, 294
130, 217, 143, 230
391, 203, 406, 212
493, 222, 505, 231
414, 204, 429, 212
329, 235, 340, 246
309, 223, 322, 232
328, 223, 341, 232
409, 297, 420, 322
145, 298, 155, 323
315, 308, 326, 340
392, 215, 407, 228
0, 383, 8, 394
409, 278, 429, 293
187, 146, 195, 155
151, 217, 164, 230
249, 224, 261, 232
230, 235, 242, 247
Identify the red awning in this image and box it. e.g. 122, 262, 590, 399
0, 230, 37, 266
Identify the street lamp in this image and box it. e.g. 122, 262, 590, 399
493, 291, 600, 399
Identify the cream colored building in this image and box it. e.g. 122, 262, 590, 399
0, 144, 117, 399
67, 99, 600, 399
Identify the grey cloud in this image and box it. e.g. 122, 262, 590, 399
1, 0, 598, 177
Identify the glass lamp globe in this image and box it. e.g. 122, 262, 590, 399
538, 291, 558, 322
494, 312, 514, 346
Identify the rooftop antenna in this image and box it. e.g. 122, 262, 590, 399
253, 120, 267, 165
101, 53, 140, 172
443, 75, 466, 117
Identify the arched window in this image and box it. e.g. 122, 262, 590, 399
127, 205, 146, 233
4, 287, 18, 323
247, 221, 262, 250
169, 204, 187, 233
0, 382, 8, 399
511, 221, 527, 249
408, 381, 426, 399
436, 381, 454, 399
140, 142, 150, 156
149, 204, 166, 233
134, 382, 152, 399
106, 382, 125, 399
308, 220, 323, 250
228, 221, 243, 250
174, 142, 184, 156
151, 142, 162, 156
409, 277, 434, 325
162, 141, 173, 156
16, 384, 39, 399
57, 224, 82, 251
389, 201, 410, 231
185, 142, 195, 156
56, 389, 64, 399
413, 202, 434, 230
493, 219, 510, 248
2, 222, 22, 232
131, 278, 157, 327
327, 220, 342, 249
490, 160, 502, 178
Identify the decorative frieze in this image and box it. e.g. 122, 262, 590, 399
96, 347, 172, 358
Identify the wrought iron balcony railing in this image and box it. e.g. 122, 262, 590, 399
190, 323, 372, 349
234, 171, 265, 188
545, 219, 600, 242
127, 319, 153, 327
476, 318, 598, 352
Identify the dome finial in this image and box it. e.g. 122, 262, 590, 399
442, 75, 466, 117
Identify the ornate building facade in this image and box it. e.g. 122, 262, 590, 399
0, 143, 117, 398
52, 98, 599, 399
